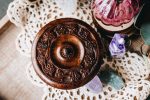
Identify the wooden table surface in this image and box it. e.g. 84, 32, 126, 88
0, 24, 43, 100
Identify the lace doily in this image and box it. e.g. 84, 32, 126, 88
26, 51, 150, 100
7, 0, 94, 57
7, 0, 150, 100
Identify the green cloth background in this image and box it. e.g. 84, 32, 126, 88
0, 0, 12, 19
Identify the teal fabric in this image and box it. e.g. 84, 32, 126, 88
0, 0, 12, 19
147, 95, 150, 100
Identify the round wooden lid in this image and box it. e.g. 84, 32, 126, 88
32, 18, 104, 89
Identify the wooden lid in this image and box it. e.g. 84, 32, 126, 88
32, 18, 104, 89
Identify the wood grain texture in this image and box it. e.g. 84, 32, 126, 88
0, 24, 43, 100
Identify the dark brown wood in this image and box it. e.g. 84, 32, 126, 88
32, 18, 104, 89
140, 43, 150, 57
0, 15, 12, 34
0, 20, 11, 34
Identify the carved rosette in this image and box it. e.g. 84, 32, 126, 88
32, 18, 104, 89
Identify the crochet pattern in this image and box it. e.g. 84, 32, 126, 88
26, 52, 150, 100
7, 0, 150, 99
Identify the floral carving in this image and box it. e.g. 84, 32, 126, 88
35, 19, 101, 88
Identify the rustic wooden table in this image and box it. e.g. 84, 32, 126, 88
0, 24, 43, 100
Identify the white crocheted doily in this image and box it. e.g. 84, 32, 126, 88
7, 0, 150, 100
26, 51, 150, 100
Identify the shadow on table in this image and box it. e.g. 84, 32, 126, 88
0, 96, 6, 100
0, 93, 7, 100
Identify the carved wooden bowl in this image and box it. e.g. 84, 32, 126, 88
32, 18, 104, 89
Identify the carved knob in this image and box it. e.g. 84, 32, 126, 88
51, 34, 84, 69
61, 45, 74, 58
32, 18, 104, 89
